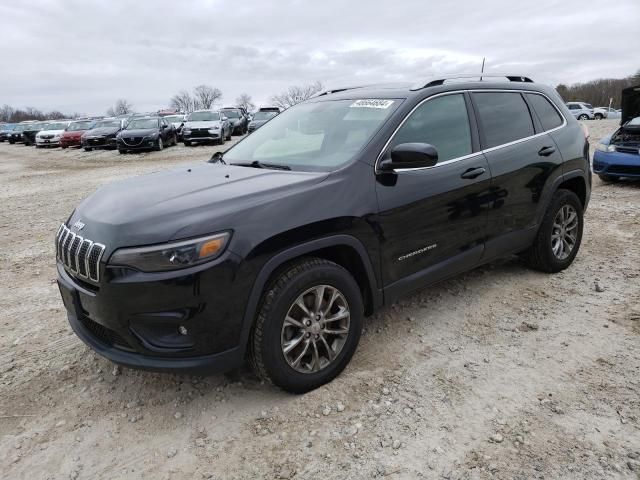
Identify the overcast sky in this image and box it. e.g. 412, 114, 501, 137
1, 0, 638, 115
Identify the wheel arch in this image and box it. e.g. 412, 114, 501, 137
237, 235, 382, 358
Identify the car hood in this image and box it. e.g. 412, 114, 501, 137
62, 130, 85, 137
119, 128, 158, 137
184, 121, 222, 129
68, 163, 328, 254
621, 85, 640, 125
37, 129, 65, 136
249, 120, 268, 127
84, 127, 120, 137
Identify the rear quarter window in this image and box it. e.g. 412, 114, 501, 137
473, 92, 534, 149
526, 93, 564, 131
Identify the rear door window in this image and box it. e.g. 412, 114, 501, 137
526, 93, 564, 131
391, 93, 472, 162
473, 92, 535, 148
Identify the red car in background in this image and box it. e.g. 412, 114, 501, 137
60, 120, 95, 148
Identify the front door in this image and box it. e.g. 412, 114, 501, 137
374, 92, 492, 299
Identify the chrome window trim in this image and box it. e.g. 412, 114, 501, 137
375, 88, 567, 174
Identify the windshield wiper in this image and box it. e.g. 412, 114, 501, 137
231, 160, 291, 171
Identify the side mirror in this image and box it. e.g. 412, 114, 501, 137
378, 143, 438, 172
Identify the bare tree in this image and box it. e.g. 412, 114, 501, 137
169, 90, 197, 113
0, 104, 15, 122
106, 99, 134, 116
270, 81, 324, 110
193, 85, 222, 109
235, 93, 256, 113
556, 69, 639, 108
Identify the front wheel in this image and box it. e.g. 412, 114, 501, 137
183, 140, 191, 146
578, 114, 589, 120
523, 189, 584, 273
249, 258, 363, 393
155, 138, 163, 151
84, 147, 92, 152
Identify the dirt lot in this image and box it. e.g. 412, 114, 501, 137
1, 120, 639, 480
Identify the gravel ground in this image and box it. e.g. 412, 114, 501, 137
1, 120, 639, 480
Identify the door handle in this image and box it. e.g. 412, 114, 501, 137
538, 146, 556, 157
460, 167, 486, 179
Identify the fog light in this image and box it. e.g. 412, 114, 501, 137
178, 325, 188, 335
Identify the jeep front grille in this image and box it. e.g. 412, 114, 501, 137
56, 224, 106, 282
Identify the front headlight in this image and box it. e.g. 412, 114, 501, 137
109, 232, 231, 272
595, 143, 615, 153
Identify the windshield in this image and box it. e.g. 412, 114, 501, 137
126, 118, 159, 129
584, 104, 594, 110
93, 120, 121, 129
2, 124, 15, 131
225, 99, 400, 171
43, 122, 68, 130
222, 110, 240, 118
252, 111, 278, 121
187, 111, 220, 122
67, 121, 93, 131
14, 124, 27, 132
164, 115, 184, 123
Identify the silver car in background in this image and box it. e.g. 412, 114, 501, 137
566, 102, 595, 120
594, 107, 621, 120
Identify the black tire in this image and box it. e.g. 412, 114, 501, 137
9, 140, 15, 144
219, 134, 225, 145
595, 113, 603, 120
61, 145, 67, 149
226, 128, 232, 141
578, 114, 589, 120
84, 147, 92, 152
183, 140, 191, 147
598, 174, 620, 183
249, 257, 363, 393
523, 189, 584, 273
118, 149, 126, 154
155, 137, 164, 151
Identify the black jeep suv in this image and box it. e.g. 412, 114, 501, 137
56, 75, 590, 393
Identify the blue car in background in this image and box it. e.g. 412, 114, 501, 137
593, 85, 640, 182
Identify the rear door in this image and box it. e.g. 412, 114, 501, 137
375, 92, 492, 298
471, 90, 565, 258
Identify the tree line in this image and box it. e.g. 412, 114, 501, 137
10, 69, 637, 124
556, 69, 640, 109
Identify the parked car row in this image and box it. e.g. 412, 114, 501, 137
0, 106, 281, 152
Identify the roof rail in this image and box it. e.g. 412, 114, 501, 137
411, 74, 534, 91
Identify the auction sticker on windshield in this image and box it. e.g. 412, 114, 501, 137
350, 99, 395, 109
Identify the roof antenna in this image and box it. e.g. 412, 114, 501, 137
480, 57, 486, 81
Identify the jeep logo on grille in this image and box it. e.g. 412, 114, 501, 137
72, 220, 85, 231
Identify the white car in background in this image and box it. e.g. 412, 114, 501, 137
35, 120, 72, 147
594, 107, 621, 120
566, 102, 595, 120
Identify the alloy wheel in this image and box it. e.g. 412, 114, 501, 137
551, 204, 578, 260
281, 285, 351, 374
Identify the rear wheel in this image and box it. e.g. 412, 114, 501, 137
249, 258, 363, 393
578, 114, 589, 120
595, 113, 604, 120
523, 189, 583, 273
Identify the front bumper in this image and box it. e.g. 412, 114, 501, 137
36, 137, 61, 146
60, 136, 83, 147
183, 132, 221, 142
117, 138, 157, 151
82, 136, 117, 149
56, 250, 250, 374
593, 149, 640, 177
